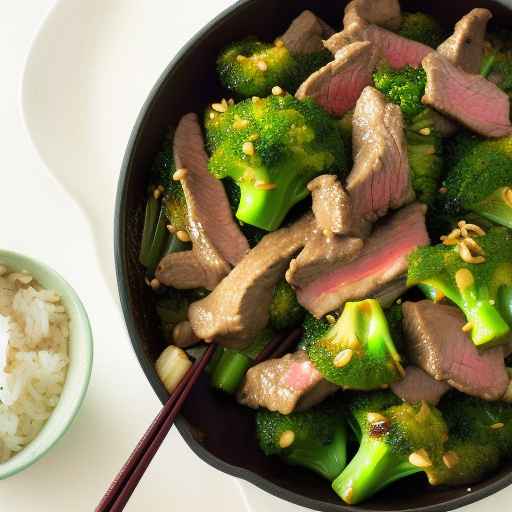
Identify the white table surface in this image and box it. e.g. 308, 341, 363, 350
0, 1, 511, 511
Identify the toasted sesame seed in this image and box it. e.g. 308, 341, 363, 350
153, 188, 161, 199
173, 168, 188, 181
242, 141, 255, 156
334, 349, 353, 368
462, 321, 473, 333
252, 96, 261, 103
256, 60, 268, 71
326, 314, 336, 325
255, 181, 277, 191
443, 451, 460, 469
150, 278, 160, 290
504, 187, 512, 207
279, 430, 295, 448
439, 186, 448, 194
212, 102, 227, 113
166, 224, 176, 234
209, 112, 215, 119
419, 127, 431, 135
409, 449, 433, 468
395, 298, 402, 304
455, 268, 475, 290
221, 98, 228, 110
491, 422, 505, 430
274, 38, 285, 48
272, 85, 284, 96
176, 230, 190, 242
367, 412, 388, 424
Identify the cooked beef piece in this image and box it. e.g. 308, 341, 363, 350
188, 214, 314, 349
403, 300, 510, 401
173, 113, 249, 289
238, 350, 338, 414
155, 251, 206, 289
325, 25, 431, 69
297, 203, 428, 318
437, 9, 492, 74
308, 174, 352, 236
281, 10, 334, 56
286, 234, 364, 290
391, 366, 450, 405
343, 0, 402, 31
422, 52, 512, 138
295, 41, 380, 117
348, 86, 414, 235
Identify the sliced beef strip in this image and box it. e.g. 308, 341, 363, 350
286, 234, 364, 290
297, 203, 429, 318
437, 8, 492, 74
188, 214, 314, 349
391, 366, 450, 405
155, 251, 206, 289
343, 0, 402, 31
325, 24, 431, 69
173, 113, 249, 289
422, 52, 512, 138
280, 10, 334, 56
308, 174, 352, 235
348, 86, 414, 235
403, 300, 510, 401
295, 41, 380, 118
237, 350, 338, 415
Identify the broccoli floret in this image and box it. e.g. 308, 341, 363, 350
432, 391, 512, 485
304, 300, 404, 390
256, 396, 348, 480
333, 392, 448, 504
269, 280, 305, 330
443, 133, 512, 229
398, 12, 445, 47
408, 226, 512, 347
406, 109, 444, 205
217, 38, 331, 98
206, 94, 347, 231
373, 65, 427, 121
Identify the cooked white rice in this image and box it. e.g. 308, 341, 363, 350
0, 265, 69, 463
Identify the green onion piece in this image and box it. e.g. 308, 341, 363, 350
210, 349, 252, 393
139, 196, 159, 267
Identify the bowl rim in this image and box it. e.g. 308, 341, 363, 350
0, 249, 93, 479
113, 0, 512, 510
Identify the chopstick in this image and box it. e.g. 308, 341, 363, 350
95, 343, 216, 512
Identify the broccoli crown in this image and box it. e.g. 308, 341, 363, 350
256, 396, 348, 480
444, 132, 512, 208
216, 37, 331, 98
206, 94, 346, 231
408, 227, 512, 346
333, 393, 449, 504
398, 12, 445, 48
373, 65, 427, 121
406, 109, 444, 205
269, 280, 305, 330
305, 300, 404, 390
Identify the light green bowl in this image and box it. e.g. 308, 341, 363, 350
0, 250, 93, 479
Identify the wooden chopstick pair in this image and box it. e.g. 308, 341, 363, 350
96, 328, 302, 511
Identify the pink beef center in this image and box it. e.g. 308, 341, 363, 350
284, 361, 321, 391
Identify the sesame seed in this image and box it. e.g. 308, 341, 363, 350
458, 240, 486, 264
491, 422, 505, 430
443, 451, 460, 469
242, 141, 255, 156
326, 314, 336, 325
272, 85, 284, 96
173, 168, 188, 181
455, 268, 475, 291
150, 278, 160, 290
279, 430, 295, 448
212, 102, 227, 113
254, 181, 276, 191
464, 237, 485, 255
153, 188, 161, 199
409, 449, 432, 468
396, 298, 402, 304
176, 230, 190, 242
504, 187, 512, 207
462, 321, 473, 333
256, 60, 268, 71
209, 112, 215, 119
252, 96, 261, 103
367, 412, 388, 424
419, 127, 431, 135
333, 349, 353, 368
228, 98, 235, 105
462, 223, 486, 238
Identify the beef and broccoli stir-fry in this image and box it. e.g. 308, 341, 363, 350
139, 0, 512, 505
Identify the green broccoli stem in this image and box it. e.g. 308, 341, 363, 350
471, 187, 512, 229
210, 348, 252, 393
286, 426, 348, 481
139, 196, 160, 267
332, 436, 420, 505
480, 53, 497, 78
498, 285, 512, 326
205, 346, 225, 375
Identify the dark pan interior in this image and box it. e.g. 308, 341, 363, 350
115, 1, 512, 511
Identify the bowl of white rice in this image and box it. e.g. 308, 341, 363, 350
0, 250, 92, 479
